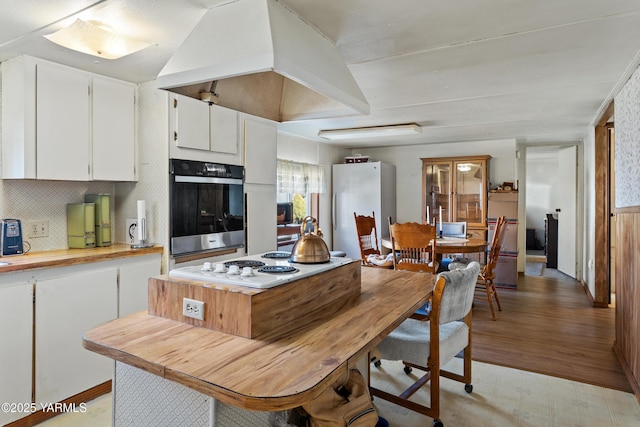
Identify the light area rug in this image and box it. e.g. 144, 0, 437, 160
38, 359, 640, 427
370, 358, 640, 427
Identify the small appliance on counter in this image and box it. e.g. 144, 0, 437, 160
67, 203, 96, 249
84, 193, 111, 246
1, 219, 24, 256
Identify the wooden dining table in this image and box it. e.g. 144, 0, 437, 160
381, 236, 488, 256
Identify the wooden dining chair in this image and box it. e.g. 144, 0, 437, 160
354, 212, 391, 268
370, 261, 481, 427
447, 215, 507, 320
475, 215, 507, 320
389, 220, 439, 274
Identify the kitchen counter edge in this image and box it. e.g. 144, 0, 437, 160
0, 244, 164, 273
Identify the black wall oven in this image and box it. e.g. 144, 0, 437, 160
170, 159, 244, 256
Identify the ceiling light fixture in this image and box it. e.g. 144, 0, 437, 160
318, 124, 422, 140
44, 19, 150, 60
457, 163, 472, 172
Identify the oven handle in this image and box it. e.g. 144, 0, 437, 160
174, 176, 243, 185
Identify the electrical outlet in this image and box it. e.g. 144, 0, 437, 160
183, 298, 205, 320
126, 218, 138, 244
28, 221, 49, 238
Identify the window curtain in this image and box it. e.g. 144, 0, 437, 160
277, 160, 326, 194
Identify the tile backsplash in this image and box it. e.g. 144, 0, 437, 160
0, 179, 115, 253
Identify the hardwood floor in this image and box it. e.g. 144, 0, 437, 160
471, 263, 632, 393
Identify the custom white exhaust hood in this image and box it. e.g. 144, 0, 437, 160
156, 0, 369, 122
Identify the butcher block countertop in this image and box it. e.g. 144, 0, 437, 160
0, 243, 163, 273
83, 267, 435, 411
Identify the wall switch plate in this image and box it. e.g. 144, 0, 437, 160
28, 221, 49, 238
183, 298, 205, 320
126, 218, 138, 245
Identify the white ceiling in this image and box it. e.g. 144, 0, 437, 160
1, 0, 639, 148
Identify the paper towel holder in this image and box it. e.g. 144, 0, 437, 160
132, 200, 153, 249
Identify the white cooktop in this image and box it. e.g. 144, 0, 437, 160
169, 252, 356, 289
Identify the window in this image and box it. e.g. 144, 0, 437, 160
276, 160, 326, 248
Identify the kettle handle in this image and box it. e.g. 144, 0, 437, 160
300, 216, 319, 236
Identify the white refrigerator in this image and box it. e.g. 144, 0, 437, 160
332, 162, 396, 259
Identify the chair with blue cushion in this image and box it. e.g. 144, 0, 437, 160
370, 261, 481, 427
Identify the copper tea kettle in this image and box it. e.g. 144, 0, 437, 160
290, 216, 331, 263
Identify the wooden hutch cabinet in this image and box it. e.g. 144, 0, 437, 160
421, 155, 491, 239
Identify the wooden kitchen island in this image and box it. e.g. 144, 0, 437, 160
83, 267, 435, 425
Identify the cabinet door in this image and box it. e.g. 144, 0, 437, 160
246, 186, 277, 254
423, 161, 452, 224
35, 267, 117, 404
453, 159, 487, 227
92, 77, 136, 181
173, 94, 210, 150
244, 117, 277, 184
210, 104, 239, 154
0, 283, 33, 426
119, 254, 161, 318
36, 62, 90, 180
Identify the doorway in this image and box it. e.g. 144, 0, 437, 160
524, 145, 579, 278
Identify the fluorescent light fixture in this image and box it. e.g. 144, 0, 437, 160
318, 124, 422, 140
44, 19, 150, 60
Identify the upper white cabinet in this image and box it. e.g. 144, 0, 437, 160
92, 76, 136, 181
172, 93, 209, 151
244, 116, 277, 184
168, 92, 241, 165
36, 62, 91, 180
1, 56, 137, 181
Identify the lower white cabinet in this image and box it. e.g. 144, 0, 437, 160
35, 266, 118, 405
0, 253, 162, 424
119, 254, 162, 317
0, 281, 33, 425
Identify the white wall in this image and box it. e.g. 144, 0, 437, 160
277, 132, 347, 250
525, 148, 560, 246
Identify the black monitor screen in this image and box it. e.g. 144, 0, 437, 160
277, 202, 293, 224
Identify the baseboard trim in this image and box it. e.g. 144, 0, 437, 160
613, 342, 640, 405
5, 381, 111, 427
580, 279, 608, 308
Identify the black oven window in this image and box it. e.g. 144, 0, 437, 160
171, 182, 244, 237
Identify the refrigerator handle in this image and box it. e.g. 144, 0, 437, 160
332, 193, 336, 230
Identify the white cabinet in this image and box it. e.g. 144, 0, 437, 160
168, 92, 241, 164
173, 93, 210, 151
118, 254, 162, 317
36, 61, 91, 180
92, 76, 136, 181
1, 55, 137, 181
35, 266, 118, 405
0, 282, 33, 426
210, 104, 239, 154
243, 116, 277, 254
243, 116, 277, 184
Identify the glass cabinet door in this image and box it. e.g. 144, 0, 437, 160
454, 160, 486, 226
422, 155, 490, 229
423, 162, 451, 225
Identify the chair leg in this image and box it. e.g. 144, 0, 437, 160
482, 281, 497, 321
492, 283, 502, 311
